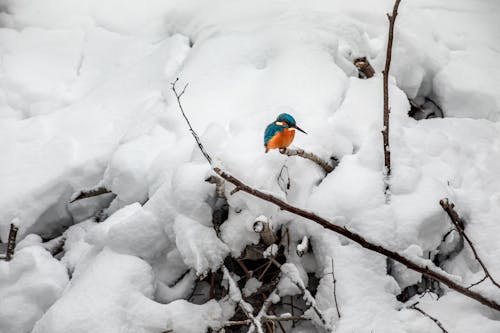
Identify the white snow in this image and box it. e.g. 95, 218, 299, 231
1, 0, 499, 332
0, 246, 68, 333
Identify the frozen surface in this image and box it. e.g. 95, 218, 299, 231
0, 0, 499, 332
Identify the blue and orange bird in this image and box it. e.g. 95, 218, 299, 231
264, 113, 307, 153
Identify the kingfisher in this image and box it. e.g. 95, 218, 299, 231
264, 113, 307, 153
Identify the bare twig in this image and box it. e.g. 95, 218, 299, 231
5, 223, 19, 261
382, 0, 402, 196
172, 78, 500, 312
70, 187, 112, 203
409, 302, 448, 333
354, 57, 375, 79
331, 258, 341, 318
280, 148, 336, 174
467, 275, 487, 290
440, 198, 500, 289
171, 78, 212, 164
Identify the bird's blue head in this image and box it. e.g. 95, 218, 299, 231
275, 113, 306, 133
276, 113, 296, 127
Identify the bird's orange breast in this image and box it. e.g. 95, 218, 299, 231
266, 128, 296, 151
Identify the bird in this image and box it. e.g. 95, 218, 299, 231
264, 113, 306, 153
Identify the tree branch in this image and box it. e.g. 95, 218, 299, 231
280, 148, 336, 174
213, 167, 500, 311
440, 198, 500, 289
409, 302, 448, 333
382, 0, 402, 196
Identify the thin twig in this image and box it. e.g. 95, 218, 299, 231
382, 0, 402, 196
440, 198, 500, 289
467, 276, 487, 290
409, 302, 448, 333
172, 77, 500, 312
331, 258, 341, 318
280, 148, 336, 174
171, 78, 212, 164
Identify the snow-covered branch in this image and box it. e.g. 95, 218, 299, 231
69, 187, 112, 203
222, 266, 264, 333
279, 148, 336, 174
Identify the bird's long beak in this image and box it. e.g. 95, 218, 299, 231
295, 125, 307, 134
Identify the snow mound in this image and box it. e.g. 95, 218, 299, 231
33, 248, 221, 333
0, 246, 68, 333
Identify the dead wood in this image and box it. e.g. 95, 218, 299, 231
354, 57, 375, 79
5, 223, 19, 261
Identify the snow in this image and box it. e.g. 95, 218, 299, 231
32, 248, 221, 333
0, 246, 68, 333
0, 0, 499, 332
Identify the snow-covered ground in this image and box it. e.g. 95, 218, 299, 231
1, 0, 500, 332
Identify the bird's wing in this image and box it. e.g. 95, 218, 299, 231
264, 123, 285, 146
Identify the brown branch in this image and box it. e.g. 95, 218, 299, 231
280, 148, 336, 174
5, 223, 19, 261
409, 302, 448, 333
214, 168, 500, 311
440, 198, 500, 289
382, 0, 402, 194
70, 187, 112, 203
354, 57, 375, 79
172, 77, 500, 312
